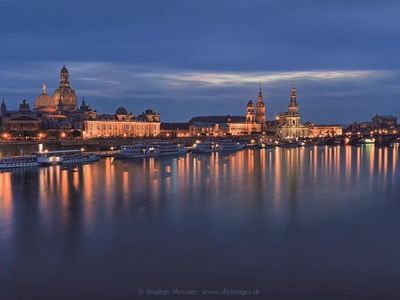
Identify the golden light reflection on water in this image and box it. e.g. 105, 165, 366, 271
0, 172, 13, 234
393, 148, 398, 180
0, 146, 399, 238
82, 164, 94, 232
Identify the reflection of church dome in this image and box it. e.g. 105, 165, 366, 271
35, 83, 56, 113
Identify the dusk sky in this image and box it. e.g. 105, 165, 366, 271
0, 0, 399, 123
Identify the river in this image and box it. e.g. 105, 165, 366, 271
1, 146, 399, 299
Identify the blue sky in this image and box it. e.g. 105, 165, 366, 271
0, 0, 399, 123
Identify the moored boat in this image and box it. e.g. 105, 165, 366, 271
151, 142, 187, 156
117, 143, 187, 159
36, 150, 99, 165
0, 156, 38, 169
216, 141, 246, 152
62, 153, 99, 164
117, 144, 148, 159
277, 140, 302, 148
191, 141, 216, 154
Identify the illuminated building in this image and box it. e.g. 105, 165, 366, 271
308, 124, 343, 137
255, 82, 266, 127
53, 65, 78, 112
1, 100, 42, 133
347, 121, 371, 134
347, 115, 398, 135
227, 122, 261, 136
138, 109, 160, 122
79, 106, 160, 138
160, 123, 190, 138
188, 115, 261, 136
186, 83, 265, 137
0, 66, 160, 139
246, 98, 256, 123
276, 85, 309, 139
371, 115, 397, 130
189, 121, 228, 137
34, 83, 56, 113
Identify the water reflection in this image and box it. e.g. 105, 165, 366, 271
0, 145, 400, 298
1, 146, 399, 237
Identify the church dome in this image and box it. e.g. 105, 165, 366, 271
35, 83, 56, 112
53, 65, 77, 112
35, 93, 54, 107
116, 106, 128, 115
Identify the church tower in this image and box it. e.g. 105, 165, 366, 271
285, 85, 301, 127
246, 98, 255, 123
1, 98, 7, 116
288, 84, 299, 116
53, 65, 78, 112
255, 81, 266, 125
60, 65, 70, 87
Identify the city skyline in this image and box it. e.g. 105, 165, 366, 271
1, 0, 399, 123
0, 63, 396, 125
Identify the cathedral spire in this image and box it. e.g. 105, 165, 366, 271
1, 97, 6, 115
290, 84, 297, 105
291, 84, 296, 96
258, 80, 263, 97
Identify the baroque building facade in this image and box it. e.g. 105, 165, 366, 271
160, 83, 266, 137
308, 124, 343, 138
78, 107, 160, 139
276, 85, 309, 139
0, 65, 160, 139
1, 100, 42, 134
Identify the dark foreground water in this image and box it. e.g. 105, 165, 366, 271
1, 146, 400, 300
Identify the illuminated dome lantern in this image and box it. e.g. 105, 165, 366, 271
53, 65, 78, 112
34, 83, 56, 113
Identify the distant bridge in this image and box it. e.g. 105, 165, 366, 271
319, 134, 400, 146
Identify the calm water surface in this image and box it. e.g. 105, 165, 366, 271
1, 146, 400, 299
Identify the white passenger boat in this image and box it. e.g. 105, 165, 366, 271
216, 141, 246, 152
117, 143, 186, 159
0, 156, 39, 169
36, 150, 99, 165
191, 141, 216, 154
154, 142, 187, 156
62, 152, 99, 164
117, 144, 148, 159
277, 140, 302, 148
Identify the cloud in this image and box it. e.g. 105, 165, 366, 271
0, 61, 392, 98
160, 70, 390, 87
0, 61, 398, 123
